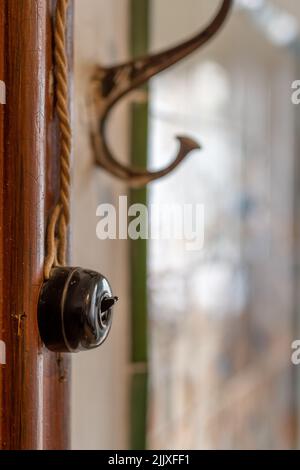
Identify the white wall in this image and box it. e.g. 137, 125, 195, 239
72, 0, 130, 450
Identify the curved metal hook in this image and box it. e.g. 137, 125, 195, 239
91, 0, 233, 187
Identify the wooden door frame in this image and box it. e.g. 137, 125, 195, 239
0, 0, 72, 449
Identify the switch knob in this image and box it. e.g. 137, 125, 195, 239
38, 267, 118, 352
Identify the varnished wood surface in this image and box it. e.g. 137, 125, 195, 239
0, 0, 72, 449
0, 0, 5, 440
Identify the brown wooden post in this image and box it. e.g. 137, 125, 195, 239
0, 0, 5, 446
0, 0, 72, 449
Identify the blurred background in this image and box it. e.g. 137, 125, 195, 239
72, 0, 300, 450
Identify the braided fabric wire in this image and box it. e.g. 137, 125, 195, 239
44, 0, 71, 279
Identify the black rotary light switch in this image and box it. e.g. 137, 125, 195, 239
38, 267, 118, 353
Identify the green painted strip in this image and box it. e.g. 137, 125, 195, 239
129, 0, 149, 450
131, 0, 149, 58
130, 372, 148, 450
130, 104, 148, 364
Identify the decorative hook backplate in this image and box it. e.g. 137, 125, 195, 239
91, 0, 232, 187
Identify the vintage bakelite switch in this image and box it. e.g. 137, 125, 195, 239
38, 267, 118, 352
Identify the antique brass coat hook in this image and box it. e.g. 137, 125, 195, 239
91, 0, 233, 187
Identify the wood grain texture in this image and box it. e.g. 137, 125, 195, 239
0, 0, 72, 449
0, 0, 5, 422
